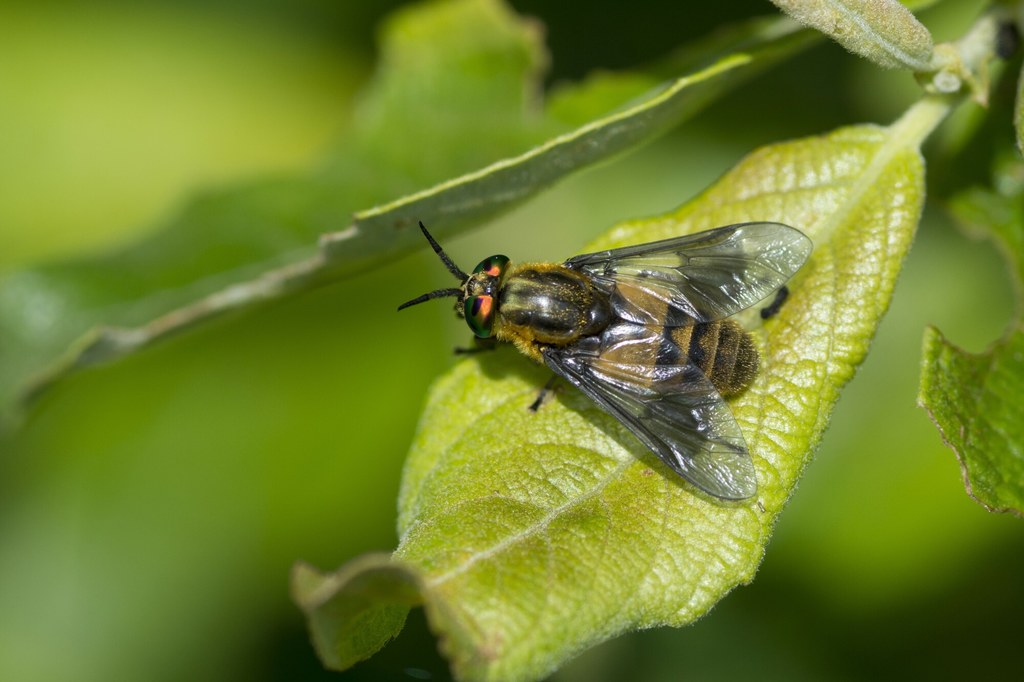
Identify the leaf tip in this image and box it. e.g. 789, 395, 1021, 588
291, 553, 424, 672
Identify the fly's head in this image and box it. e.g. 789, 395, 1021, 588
397, 221, 510, 339
461, 254, 510, 338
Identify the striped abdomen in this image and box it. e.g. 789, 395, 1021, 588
669, 320, 758, 397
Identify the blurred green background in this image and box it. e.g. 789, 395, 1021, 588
1, 1, 1021, 680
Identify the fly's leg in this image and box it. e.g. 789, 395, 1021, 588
529, 375, 559, 412
454, 337, 498, 355
759, 285, 789, 320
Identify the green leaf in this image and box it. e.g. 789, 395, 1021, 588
296, 96, 951, 680
920, 329, 1024, 515
291, 556, 421, 671
919, 158, 1024, 515
0, 1, 810, 424
769, 0, 934, 70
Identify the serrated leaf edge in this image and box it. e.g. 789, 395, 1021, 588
918, 325, 1024, 517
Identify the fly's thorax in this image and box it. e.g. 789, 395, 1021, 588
669, 319, 758, 397
496, 263, 611, 346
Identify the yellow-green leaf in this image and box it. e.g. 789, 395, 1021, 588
291, 556, 421, 670
297, 96, 951, 680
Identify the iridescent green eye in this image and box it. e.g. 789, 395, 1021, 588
472, 254, 510, 278
465, 295, 496, 338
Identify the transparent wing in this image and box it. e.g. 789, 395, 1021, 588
542, 322, 756, 500
566, 222, 812, 325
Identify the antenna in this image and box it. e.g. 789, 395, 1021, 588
397, 222, 469, 311
418, 221, 468, 281
397, 288, 462, 311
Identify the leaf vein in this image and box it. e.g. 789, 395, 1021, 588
426, 458, 635, 588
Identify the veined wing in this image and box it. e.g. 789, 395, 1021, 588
542, 322, 756, 500
565, 222, 811, 325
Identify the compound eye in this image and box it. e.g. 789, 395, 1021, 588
465, 295, 496, 338
472, 254, 510, 278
